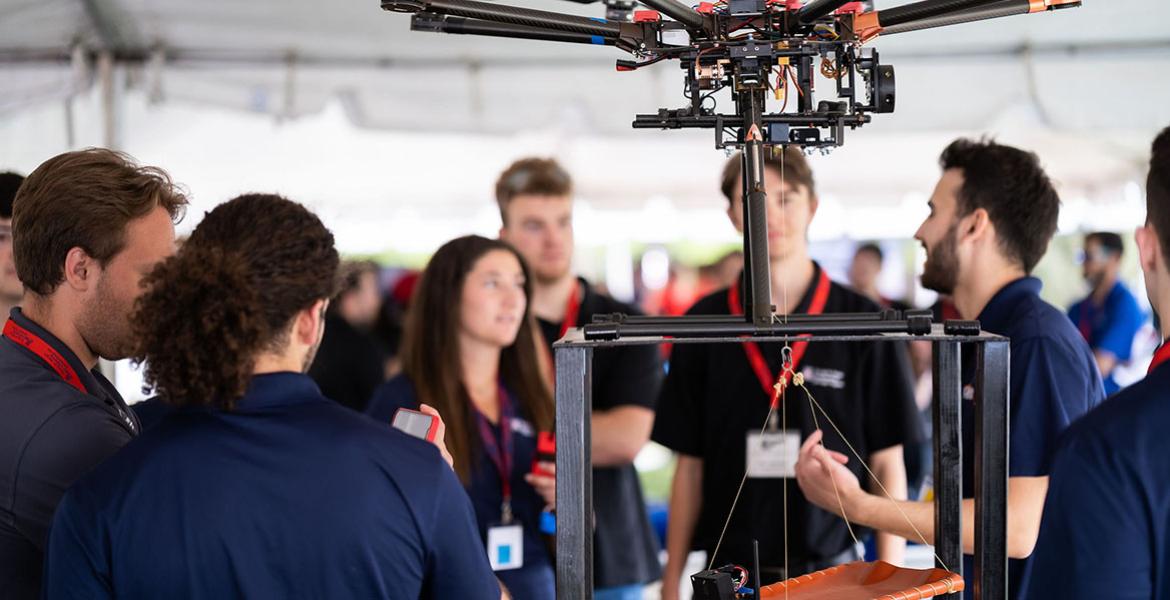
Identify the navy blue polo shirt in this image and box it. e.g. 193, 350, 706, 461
1067, 281, 1146, 394
367, 375, 554, 600
43, 372, 499, 600
960, 277, 1105, 598
0, 308, 139, 599
1020, 345, 1170, 600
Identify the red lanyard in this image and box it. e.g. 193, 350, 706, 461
728, 269, 831, 404
3, 319, 88, 394
475, 385, 515, 515
558, 283, 581, 340
542, 282, 580, 384
1150, 341, 1170, 375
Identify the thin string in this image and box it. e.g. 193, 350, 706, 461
796, 379, 952, 572
779, 143, 790, 600
707, 399, 778, 571
780, 362, 790, 600
802, 372, 860, 548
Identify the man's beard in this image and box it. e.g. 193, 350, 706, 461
302, 338, 322, 373
921, 222, 960, 295
78, 276, 138, 362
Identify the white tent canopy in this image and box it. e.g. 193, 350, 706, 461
2, 0, 1168, 253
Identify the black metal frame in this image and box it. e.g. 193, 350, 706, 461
553, 324, 1009, 600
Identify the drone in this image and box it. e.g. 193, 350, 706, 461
380, 0, 1080, 324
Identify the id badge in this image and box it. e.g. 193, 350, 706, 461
746, 430, 800, 479
487, 524, 524, 571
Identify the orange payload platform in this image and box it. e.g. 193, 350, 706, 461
759, 561, 964, 600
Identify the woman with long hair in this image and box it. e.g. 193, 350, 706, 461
42, 194, 501, 599
367, 235, 556, 599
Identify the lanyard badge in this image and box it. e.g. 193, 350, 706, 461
477, 385, 526, 571
3, 319, 88, 394
476, 385, 516, 524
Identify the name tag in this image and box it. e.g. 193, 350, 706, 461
746, 430, 800, 479
487, 524, 524, 571
802, 365, 846, 389
511, 418, 535, 438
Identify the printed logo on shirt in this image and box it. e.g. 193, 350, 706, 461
802, 366, 846, 390
511, 418, 535, 438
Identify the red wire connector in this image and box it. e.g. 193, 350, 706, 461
634, 10, 661, 22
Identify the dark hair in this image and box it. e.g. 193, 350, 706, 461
0, 171, 22, 219
720, 146, 816, 204
1085, 232, 1124, 258
939, 138, 1059, 273
495, 157, 573, 225
402, 235, 553, 483
133, 194, 339, 409
12, 148, 188, 295
1149, 126, 1170, 266
855, 242, 883, 263
328, 260, 379, 315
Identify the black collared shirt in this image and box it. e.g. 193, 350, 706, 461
537, 278, 664, 588
0, 307, 139, 599
651, 264, 921, 573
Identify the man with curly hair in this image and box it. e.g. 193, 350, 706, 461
0, 149, 187, 599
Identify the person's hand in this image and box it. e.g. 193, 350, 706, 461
524, 462, 556, 511
418, 404, 454, 469
793, 429, 861, 517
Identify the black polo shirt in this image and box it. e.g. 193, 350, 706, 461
0, 308, 139, 599
651, 264, 921, 574
537, 278, 664, 589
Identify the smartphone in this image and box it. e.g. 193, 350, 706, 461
392, 408, 440, 443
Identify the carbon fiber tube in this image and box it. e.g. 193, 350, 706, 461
640, 0, 706, 29
881, 0, 1030, 35
582, 316, 935, 340
797, 0, 855, 24
420, 15, 617, 45
631, 113, 869, 128
603, 312, 899, 325
877, 0, 1009, 27
383, 0, 624, 36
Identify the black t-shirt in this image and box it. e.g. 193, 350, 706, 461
651, 264, 921, 572
308, 315, 386, 413
537, 278, 663, 588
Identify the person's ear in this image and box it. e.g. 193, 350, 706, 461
726, 197, 744, 233
808, 194, 819, 222
1136, 225, 1161, 276
62, 247, 96, 292
958, 208, 991, 245
296, 298, 329, 346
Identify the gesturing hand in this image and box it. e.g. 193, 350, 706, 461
793, 429, 862, 517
